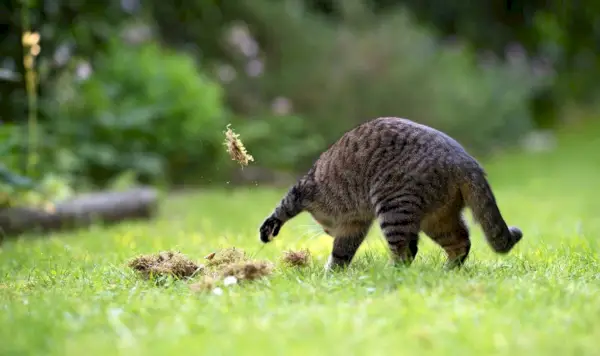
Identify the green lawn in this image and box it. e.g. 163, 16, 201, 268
2, 121, 600, 356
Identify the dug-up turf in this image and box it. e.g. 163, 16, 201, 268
128, 250, 202, 279
128, 247, 276, 292
190, 247, 274, 292
220, 261, 274, 281
205, 247, 247, 268
281, 248, 311, 267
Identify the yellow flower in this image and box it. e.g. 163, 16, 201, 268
22, 31, 40, 46
22, 31, 41, 57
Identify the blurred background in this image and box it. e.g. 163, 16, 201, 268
1, 0, 599, 203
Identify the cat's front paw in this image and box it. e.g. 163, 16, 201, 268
259, 216, 282, 243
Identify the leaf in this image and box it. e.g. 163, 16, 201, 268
0, 164, 34, 189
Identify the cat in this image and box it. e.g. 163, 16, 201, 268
259, 117, 523, 271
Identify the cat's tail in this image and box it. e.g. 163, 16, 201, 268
459, 168, 523, 254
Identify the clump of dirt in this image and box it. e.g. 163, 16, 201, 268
281, 249, 311, 267
128, 251, 202, 279
224, 124, 254, 167
129, 247, 274, 293
205, 247, 247, 267
220, 261, 274, 281
189, 260, 273, 293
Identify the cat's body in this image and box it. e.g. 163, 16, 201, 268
259, 117, 523, 270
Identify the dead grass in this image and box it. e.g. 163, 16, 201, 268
128, 247, 274, 292
205, 247, 247, 268
128, 251, 202, 279
224, 124, 254, 166
281, 249, 311, 267
219, 261, 274, 281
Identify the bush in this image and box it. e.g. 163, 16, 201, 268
232, 113, 327, 172
0, 124, 74, 208
219, 1, 549, 164
42, 38, 228, 187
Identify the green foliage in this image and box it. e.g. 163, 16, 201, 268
232, 114, 327, 172
0, 0, 578, 186
4, 0, 600, 132
42, 39, 228, 186
0, 126, 73, 209
227, 2, 547, 157
0, 172, 74, 209
0, 165, 33, 190
417, 43, 547, 152
0, 124, 25, 174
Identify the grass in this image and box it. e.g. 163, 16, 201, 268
2, 121, 600, 356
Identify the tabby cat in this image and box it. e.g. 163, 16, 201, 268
259, 117, 523, 271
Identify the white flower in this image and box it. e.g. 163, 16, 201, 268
75, 61, 92, 81
271, 97, 292, 116
217, 64, 237, 83
246, 59, 263, 77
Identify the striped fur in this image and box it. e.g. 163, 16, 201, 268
259, 117, 523, 271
